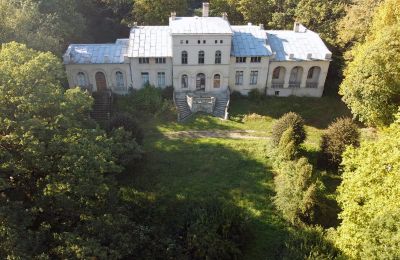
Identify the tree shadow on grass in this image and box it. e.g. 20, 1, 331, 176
230, 96, 352, 129
119, 137, 341, 259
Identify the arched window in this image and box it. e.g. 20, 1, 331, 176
115, 71, 124, 88
198, 51, 204, 64
213, 74, 221, 88
215, 51, 221, 64
181, 74, 188, 88
77, 72, 87, 86
181, 51, 188, 64
196, 73, 206, 90
272, 67, 281, 79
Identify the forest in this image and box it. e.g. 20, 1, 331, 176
1, 0, 400, 259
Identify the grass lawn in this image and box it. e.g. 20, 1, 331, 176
117, 95, 355, 258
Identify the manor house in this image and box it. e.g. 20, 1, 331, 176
64, 3, 331, 120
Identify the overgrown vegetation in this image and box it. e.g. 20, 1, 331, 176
320, 117, 360, 168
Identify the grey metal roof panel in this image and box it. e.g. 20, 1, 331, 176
170, 17, 232, 34
231, 25, 272, 57
266, 29, 331, 61
65, 39, 129, 64
128, 26, 172, 57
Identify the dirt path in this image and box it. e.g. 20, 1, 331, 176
164, 130, 270, 140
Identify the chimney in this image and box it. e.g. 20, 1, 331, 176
307, 53, 312, 59
222, 12, 228, 20
248, 22, 252, 26
133, 22, 138, 28
289, 53, 295, 59
325, 53, 332, 60
202, 2, 209, 17
171, 11, 176, 20
104, 55, 110, 63
293, 22, 300, 32
259, 23, 264, 30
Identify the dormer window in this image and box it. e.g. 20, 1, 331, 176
139, 58, 149, 64
236, 57, 246, 63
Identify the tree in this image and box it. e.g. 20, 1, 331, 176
294, 0, 350, 45
336, 0, 383, 48
320, 118, 360, 167
0, 0, 89, 54
335, 111, 400, 258
271, 112, 306, 147
339, 0, 400, 126
132, 0, 188, 25
0, 42, 145, 258
209, 0, 244, 24
274, 157, 319, 224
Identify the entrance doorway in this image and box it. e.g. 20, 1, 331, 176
196, 73, 206, 91
95, 72, 107, 91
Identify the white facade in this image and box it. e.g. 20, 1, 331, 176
64, 4, 331, 98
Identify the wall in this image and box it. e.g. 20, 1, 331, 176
172, 34, 232, 93
65, 63, 131, 94
266, 60, 330, 97
229, 56, 270, 95
129, 57, 173, 89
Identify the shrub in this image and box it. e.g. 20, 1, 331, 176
110, 113, 144, 145
320, 117, 360, 167
230, 91, 243, 100
248, 88, 264, 101
181, 200, 249, 259
272, 112, 306, 146
161, 86, 174, 100
274, 157, 319, 224
278, 127, 298, 160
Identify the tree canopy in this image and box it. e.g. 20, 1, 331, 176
0, 42, 145, 258
335, 111, 400, 258
339, 0, 400, 126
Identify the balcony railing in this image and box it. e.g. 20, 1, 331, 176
288, 82, 300, 88
306, 82, 318, 88
271, 83, 284, 89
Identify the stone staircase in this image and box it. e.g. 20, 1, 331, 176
174, 93, 193, 121
213, 94, 230, 119
91, 91, 112, 126
174, 91, 230, 121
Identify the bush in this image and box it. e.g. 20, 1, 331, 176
274, 157, 319, 224
272, 112, 306, 147
110, 113, 144, 145
161, 86, 174, 100
230, 90, 243, 100
278, 127, 298, 160
320, 117, 360, 167
248, 88, 264, 101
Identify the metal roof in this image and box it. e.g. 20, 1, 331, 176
266, 29, 331, 61
169, 17, 232, 35
128, 26, 172, 57
231, 25, 272, 57
65, 39, 128, 64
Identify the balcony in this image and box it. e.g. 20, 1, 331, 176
272, 83, 284, 89
306, 82, 318, 88
288, 82, 300, 88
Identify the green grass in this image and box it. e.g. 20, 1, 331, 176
116, 95, 354, 258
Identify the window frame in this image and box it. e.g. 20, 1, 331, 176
215, 50, 222, 64
235, 71, 243, 85
181, 51, 188, 64
77, 72, 87, 86
115, 71, 125, 88
198, 51, 205, 64
157, 72, 166, 87
250, 71, 258, 85
213, 74, 221, 88
139, 57, 150, 64
141, 72, 150, 86
181, 74, 188, 88
236, 57, 247, 63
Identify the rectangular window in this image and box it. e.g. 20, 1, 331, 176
236, 57, 246, 63
251, 57, 261, 63
235, 71, 243, 85
141, 72, 149, 86
139, 58, 149, 64
198, 51, 205, 64
250, 71, 258, 85
157, 72, 166, 87
155, 57, 166, 64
